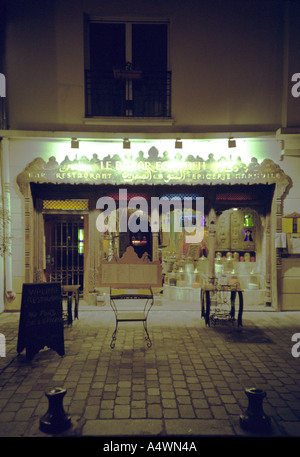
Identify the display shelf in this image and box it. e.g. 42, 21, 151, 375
164, 262, 264, 290
163, 284, 266, 306
163, 284, 201, 302
214, 250, 256, 260
162, 256, 266, 305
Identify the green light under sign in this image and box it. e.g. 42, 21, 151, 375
78, 228, 84, 254
244, 214, 254, 227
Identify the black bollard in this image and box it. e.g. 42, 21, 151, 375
240, 387, 271, 433
39, 387, 71, 434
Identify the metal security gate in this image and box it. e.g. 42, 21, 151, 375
44, 216, 84, 292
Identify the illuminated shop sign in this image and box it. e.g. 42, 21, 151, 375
17, 148, 290, 192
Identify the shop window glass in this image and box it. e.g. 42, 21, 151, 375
244, 213, 254, 227
243, 228, 254, 242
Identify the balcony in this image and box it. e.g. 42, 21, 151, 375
85, 70, 171, 118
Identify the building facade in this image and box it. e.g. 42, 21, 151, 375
1, 0, 300, 312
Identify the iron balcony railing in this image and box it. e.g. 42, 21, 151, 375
85, 70, 172, 118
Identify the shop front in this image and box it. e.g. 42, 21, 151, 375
15, 145, 291, 311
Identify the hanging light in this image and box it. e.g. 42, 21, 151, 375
175, 139, 182, 149
123, 138, 131, 149
228, 137, 236, 148
71, 138, 79, 149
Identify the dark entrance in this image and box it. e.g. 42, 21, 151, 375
44, 215, 85, 292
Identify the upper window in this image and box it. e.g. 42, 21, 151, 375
85, 19, 171, 118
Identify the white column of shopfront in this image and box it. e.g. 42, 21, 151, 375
1, 138, 13, 310
0, 139, 4, 312
208, 208, 217, 284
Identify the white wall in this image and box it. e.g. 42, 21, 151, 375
0, 253, 4, 313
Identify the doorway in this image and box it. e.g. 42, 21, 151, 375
44, 215, 85, 292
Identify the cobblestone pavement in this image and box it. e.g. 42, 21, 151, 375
0, 303, 300, 438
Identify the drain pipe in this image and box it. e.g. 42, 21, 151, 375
0, 138, 15, 308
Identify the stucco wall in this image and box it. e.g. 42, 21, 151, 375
5, 0, 293, 132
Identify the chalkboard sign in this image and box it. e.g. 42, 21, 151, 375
17, 282, 65, 361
